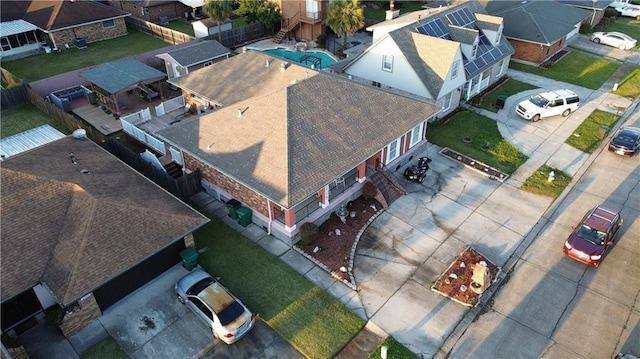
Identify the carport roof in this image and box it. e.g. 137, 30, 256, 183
0, 137, 209, 305
79, 59, 166, 94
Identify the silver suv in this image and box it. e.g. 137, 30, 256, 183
516, 89, 580, 122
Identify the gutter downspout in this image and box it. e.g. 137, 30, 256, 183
267, 198, 273, 235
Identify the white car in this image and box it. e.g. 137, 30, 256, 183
175, 269, 255, 344
591, 32, 637, 50
515, 89, 580, 122
617, 5, 640, 19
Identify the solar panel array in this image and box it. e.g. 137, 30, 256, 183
414, 6, 513, 77
446, 7, 476, 29
416, 18, 450, 39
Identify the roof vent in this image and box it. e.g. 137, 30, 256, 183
265, 59, 271, 67
237, 109, 242, 117
280, 62, 286, 72
80, 169, 90, 174
242, 46, 248, 53
305, 71, 308, 78
72, 128, 86, 139
69, 152, 78, 165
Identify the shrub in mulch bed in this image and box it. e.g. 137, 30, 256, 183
431, 247, 500, 307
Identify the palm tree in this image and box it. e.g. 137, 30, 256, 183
202, 0, 233, 42
327, 0, 365, 52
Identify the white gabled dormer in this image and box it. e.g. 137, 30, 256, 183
475, 13, 504, 46
448, 25, 479, 60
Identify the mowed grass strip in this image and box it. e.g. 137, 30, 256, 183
509, 52, 619, 89
191, 208, 364, 359
521, 165, 572, 199
1, 104, 71, 138
613, 67, 640, 99
80, 337, 127, 359
427, 110, 528, 174
565, 109, 620, 153
2, 30, 169, 81
368, 336, 419, 359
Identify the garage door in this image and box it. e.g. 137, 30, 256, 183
93, 240, 185, 311
1, 288, 41, 332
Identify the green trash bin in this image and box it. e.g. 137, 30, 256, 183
180, 247, 199, 271
495, 95, 508, 109
226, 199, 242, 219
236, 206, 253, 227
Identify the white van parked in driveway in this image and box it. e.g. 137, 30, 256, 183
515, 89, 580, 122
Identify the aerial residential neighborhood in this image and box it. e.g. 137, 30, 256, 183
1, 0, 639, 358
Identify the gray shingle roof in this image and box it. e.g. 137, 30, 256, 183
156, 51, 440, 208
161, 40, 230, 67
79, 59, 166, 94
557, 0, 614, 10
1, 137, 209, 305
485, 0, 590, 44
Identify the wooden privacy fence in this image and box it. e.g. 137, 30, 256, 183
126, 17, 195, 45
102, 138, 202, 200
1, 86, 29, 110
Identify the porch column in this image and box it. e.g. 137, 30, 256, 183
284, 208, 297, 232
319, 186, 329, 208
356, 162, 367, 183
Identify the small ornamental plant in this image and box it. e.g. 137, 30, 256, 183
299, 222, 319, 245
362, 181, 378, 199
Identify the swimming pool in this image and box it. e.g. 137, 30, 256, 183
261, 48, 337, 69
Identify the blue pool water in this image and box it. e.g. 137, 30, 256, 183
262, 48, 337, 69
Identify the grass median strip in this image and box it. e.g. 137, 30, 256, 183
521, 165, 571, 199
565, 109, 620, 153
191, 207, 365, 359
426, 110, 528, 174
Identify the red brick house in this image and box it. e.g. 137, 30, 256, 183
484, 0, 590, 64
154, 50, 441, 244
107, 0, 199, 23
0, 0, 129, 58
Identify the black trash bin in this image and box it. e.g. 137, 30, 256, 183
75, 37, 87, 49
495, 95, 508, 109
226, 199, 242, 219
236, 206, 253, 227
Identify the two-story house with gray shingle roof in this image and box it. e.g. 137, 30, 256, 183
153, 50, 440, 243
156, 40, 231, 79
484, 0, 590, 64
332, 1, 514, 117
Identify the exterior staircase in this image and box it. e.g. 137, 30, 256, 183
368, 169, 407, 207
163, 161, 183, 179
273, 12, 300, 44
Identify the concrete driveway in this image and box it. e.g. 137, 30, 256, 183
19, 263, 302, 359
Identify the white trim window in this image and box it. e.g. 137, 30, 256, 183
495, 58, 504, 77
409, 123, 424, 147
442, 92, 452, 111
386, 138, 401, 163
451, 60, 459, 79
382, 55, 393, 72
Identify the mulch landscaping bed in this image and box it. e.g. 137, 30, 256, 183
431, 247, 500, 307
296, 196, 382, 286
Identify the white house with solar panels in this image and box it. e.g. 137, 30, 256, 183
337, 1, 514, 118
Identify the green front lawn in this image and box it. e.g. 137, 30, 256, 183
1, 30, 169, 82
565, 109, 620, 153
476, 78, 539, 112
1, 104, 70, 138
191, 208, 364, 359
613, 67, 640, 98
509, 52, 619, 89
521, 165, 572, 199
80, 337, 127, 359
426, 110, 528, 174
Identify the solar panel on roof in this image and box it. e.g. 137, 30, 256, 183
446, 7, 476, 28
416, 18, 450, 39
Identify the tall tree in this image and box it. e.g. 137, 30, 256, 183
327, 0, 365, 51
202, 0, 234, 42
235, 0, 262, 24
256, 1, 281, 34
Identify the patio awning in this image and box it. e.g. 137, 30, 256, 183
79, 59, 166, 94
178, 0, 204, 8
0, 19, 40, 37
